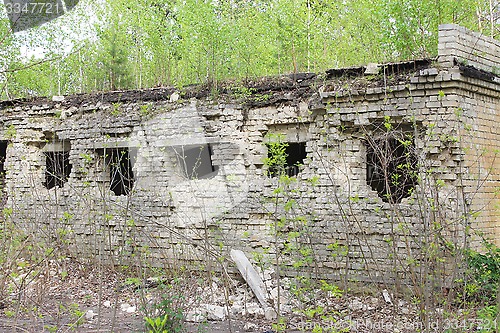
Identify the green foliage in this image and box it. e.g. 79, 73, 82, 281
476, 305, 498, 333
125, 277, 141, 287
5, 125, 16, 139
145, 314, 170, 333
379, 0, 482, 59
230, 85, 256, 99
67, 303, 85, 328
140, 104, 152, 117
2, 0, 495, 97
143, 281, 185, 333
98, 23, 132, 90
271, 316, 287, 332
43, 324, 58, 333
383, 115, 392, 131
264, 134, 288, 177
111, 102, 122, 116
464, 242, 500, 304
319, 280, 344, 298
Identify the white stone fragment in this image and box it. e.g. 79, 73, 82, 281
120, 303, 136, 313
120, 303, 130, 312
264, 307, 277, 320
85, 310, 96, 320
382, 289, 392, 304
245, 302, 264, 316
244, 322, 258, 331
205, 304, 227, 321
230, 304, 244, 315
52, 95, 64, 102
60, 109, 72, 119
348, 299, 367, 311
169, 92, 180, 103
365, 63, 380, 75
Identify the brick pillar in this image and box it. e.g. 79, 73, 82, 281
438, 24, 500, 72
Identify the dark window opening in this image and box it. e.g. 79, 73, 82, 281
0, 141, 7, 182
267, 142, 307, 177
44, 151, 71, 189
175, 144, 218, 179
0, 141, 7, 198
366, 136, 417, 203
99, 148, 134, 196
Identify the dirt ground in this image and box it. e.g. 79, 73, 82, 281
0, 304, 275, 333
0, 259, 278, 333
0, 317, 268, 333
0, 258, 489, 333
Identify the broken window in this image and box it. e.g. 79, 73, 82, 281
45, 152, 71, 189
366, 135, 417, 203
97, 148, 135, 196
173, 144, 218, 179
44, 143, 72, 190
0, 141, 7, 190
267, 142, 307, 177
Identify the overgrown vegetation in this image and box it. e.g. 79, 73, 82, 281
0, 0, 498, 98
257, 117, 500, 332
0, 2, 498, 331
143, 279, 188, 333
465, 244, 500, 304
0, 108, 499, 332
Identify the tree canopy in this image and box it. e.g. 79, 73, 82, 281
1, 0, 498, 98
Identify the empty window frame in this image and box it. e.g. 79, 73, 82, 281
366, 135, 417, 203
98, 148, 135, 196
174, 144, 218, 179
0, 141, 7, 189
44, 148, 72, 190
267, 142, 307, 177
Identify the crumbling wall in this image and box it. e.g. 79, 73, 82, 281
0, 25, 498, 282
438, 24, 500, 246
438, 24, 500, 71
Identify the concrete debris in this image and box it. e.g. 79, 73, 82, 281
399, 299, 410, 314
364, 63, 380, 75
120, 303, 136, 313
264, 307, 277, 320
186, 303, 228, 322
205, 304, 227, 321
230, 304, 244, 315
169, 92, 180, 102
120, 303, 130, 311
85, 309, 96, 320
52, 95, 65, 102
230, 249, 270, 309
245, 302, 264, 316
382, 289, 392, 304
348, 298, 367, 311
60, 109, 72, 119
185, 308, 207, 322
244, 322, 258, 331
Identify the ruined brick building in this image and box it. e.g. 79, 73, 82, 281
0, 24, 498, 282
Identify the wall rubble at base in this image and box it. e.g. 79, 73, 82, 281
0, 25, 498, 283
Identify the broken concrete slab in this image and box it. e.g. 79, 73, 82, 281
230, 249, 268, 308
230, 249, 277, 320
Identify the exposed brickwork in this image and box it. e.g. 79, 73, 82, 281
0, 25, 498, 282
439, 23, 500, 72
